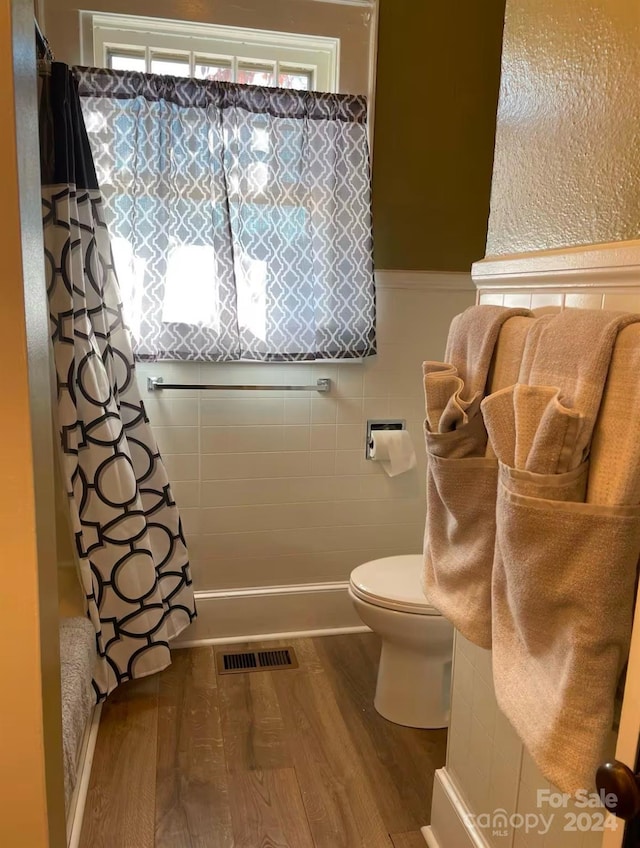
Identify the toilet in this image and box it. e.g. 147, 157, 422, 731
349, 554, 454, 729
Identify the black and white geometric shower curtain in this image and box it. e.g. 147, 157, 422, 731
40, 63, 196, 699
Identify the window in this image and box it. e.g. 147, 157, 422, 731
107, 49, 314, 91
77, 66, 376, 362
86, 13, 340, 92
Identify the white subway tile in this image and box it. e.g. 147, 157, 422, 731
331, 497, 424, 527
337, 367, 365, 397
190, 546, 404, 589
335, 450, 364, 476
154, 426, 199, 454
362, 397, 391, 420
391, 397, 425, 421
601, 291, 640, 313
337, 424, 364, 451
310, 425, 337, 451
337, 397, 364, 425
170, 481, 201, 508
201, 451, 311, 480
284, 397, 311, 424
530, 292, 564, 313
478, 292, 504, 306
282, 425, 311, 452
310, 450, 336, 476
363, 367, 391, 398
565, 292, 605, 310
199, 427, 231, 453
311, 396, 338, 424
178, 507, 201, 537
201, 425, 282, 454
502, 292, 533, 309
201, 397, 284, 426
200, 501, 335, 534
143, 397, 199, 427
189, 522, 420, 563
162, 453, 199, 481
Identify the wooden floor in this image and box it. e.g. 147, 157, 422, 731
79, 634, 447, 848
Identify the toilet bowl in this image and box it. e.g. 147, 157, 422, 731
349, 554, 454, 729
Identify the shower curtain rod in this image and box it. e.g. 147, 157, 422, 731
35, 17, 53, 62
147, 377, 332, 393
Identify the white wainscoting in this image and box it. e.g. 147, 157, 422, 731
429, 241, 640, 848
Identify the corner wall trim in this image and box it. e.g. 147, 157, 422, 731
421, 826, 441, 846
375, 270, 475, 292
174, 581, 364, 645
427, 768, 492, 848
472, 239, 640, 290
67, 702, 102, 848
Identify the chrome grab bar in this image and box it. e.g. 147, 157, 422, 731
146, 377, 332, 393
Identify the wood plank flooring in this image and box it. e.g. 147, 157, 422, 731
79, 634, 447, 848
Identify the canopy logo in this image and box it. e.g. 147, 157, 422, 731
463, 793, 620, 839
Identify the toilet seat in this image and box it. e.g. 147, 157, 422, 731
349, 554, 441, 616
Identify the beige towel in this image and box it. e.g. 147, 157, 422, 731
483, 315, 538, 460
482, 384, 586, 474
482, 308, 640, 794
422, 363, 481, 435
445, 305, 532, 404
589, 323, 640, 504
423, 306, 533, 647
424, 305, 532, 441
519, 309, 640, 463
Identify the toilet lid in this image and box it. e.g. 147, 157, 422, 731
349, 555, 441, 616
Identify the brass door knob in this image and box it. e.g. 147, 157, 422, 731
596, 761, 640, 821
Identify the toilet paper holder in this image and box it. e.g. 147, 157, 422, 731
366, 419, 406, 459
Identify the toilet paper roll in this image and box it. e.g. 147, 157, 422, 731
370, 430, 417, 477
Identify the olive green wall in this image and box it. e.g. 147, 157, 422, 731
372, 0, 506, 272
46, 0, 507, 273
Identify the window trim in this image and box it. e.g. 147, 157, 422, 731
82, 13, 340, 93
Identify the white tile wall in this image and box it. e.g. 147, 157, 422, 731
136, 277, 475, 591
441, 285, 638, 848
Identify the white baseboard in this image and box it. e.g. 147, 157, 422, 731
173, 581, 365, 646
427, 768, 491, 848
67, 702, 102, 848
421, 826, 440, 846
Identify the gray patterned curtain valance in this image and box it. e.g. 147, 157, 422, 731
74, 67, 376, 362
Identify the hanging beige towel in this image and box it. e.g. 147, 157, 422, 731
482, 308, 640, 794
482, 384, 586, 475
423, 305, 532, 648
589, 322, 640, 504
519, 309, 640, 462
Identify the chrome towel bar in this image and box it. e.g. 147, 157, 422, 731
147, 377, 331, 393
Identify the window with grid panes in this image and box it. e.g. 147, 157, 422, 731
89, 14, 339, 92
